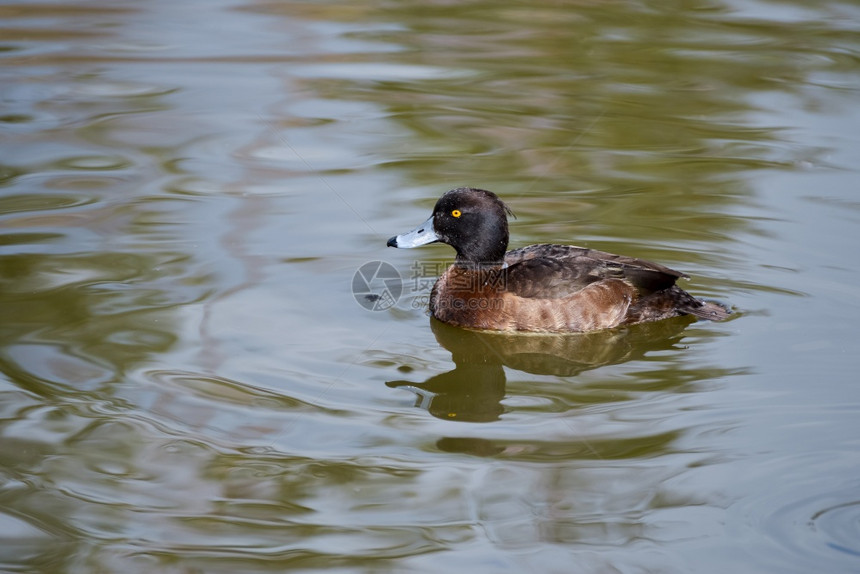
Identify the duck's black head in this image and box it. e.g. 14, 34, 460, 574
387, 187, 514, 265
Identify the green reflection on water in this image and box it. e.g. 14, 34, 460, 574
1, 0, 859, 571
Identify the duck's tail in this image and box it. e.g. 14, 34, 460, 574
683, 299, 731, 321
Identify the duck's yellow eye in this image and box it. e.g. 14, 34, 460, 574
451, 209, 461, 218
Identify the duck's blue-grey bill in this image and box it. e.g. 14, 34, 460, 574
387, 216, 439, 248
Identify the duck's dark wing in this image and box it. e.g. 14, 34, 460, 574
503, 244, 687, 299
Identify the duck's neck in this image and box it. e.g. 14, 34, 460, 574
453, 245, 507, 269
453, 257, 507, 270
453, 224, 508, 268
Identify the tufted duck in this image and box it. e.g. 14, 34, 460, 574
387, 187, 730, 332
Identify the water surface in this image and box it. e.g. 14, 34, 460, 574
2, 0, 860, 572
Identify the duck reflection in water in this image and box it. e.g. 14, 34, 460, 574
387, 315, 694, 424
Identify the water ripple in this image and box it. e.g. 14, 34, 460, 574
810, 499, 860, 558
729, 466, 860, 571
